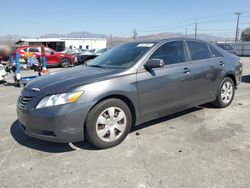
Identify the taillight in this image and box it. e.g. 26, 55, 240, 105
239, 60, 243, 67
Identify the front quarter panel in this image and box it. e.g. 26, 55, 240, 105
73, 73, 140, 122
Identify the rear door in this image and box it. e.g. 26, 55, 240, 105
137, 40, 192, 120
208, 44, 225, 90
185, 40, 222, 103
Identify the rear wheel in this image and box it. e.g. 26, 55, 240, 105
212, 77, 235, 108
60, 58, 70, 68
85, 99, 132, 149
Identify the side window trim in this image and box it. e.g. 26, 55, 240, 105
138, 40, 189, 71
181, 40, 189, 63
208, 45, 224, 58
183, 40, 192, 61
149, 40, 188, 65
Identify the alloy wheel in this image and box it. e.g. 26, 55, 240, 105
221, 81, 233, 104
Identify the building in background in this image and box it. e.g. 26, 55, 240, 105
15, 38, 107, 51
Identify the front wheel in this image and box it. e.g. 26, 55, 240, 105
85, 99, 132, 149
60, 58, 70, 68
212, 77, 235, 108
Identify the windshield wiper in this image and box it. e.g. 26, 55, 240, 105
86, 64, 105, 68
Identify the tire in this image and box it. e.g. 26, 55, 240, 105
212, 77, 235, 108
85, 98, 132, 149
60, 58, 70, 68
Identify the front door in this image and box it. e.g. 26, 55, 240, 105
137, 40, 192, 121
44, 48, 57, 65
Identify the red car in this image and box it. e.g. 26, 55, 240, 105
15, 46, 77, 68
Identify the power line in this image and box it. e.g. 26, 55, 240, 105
136, 12, 237, 31
137, 23, 194, 33
108, 9, 250, 38
197, 28, 234, 31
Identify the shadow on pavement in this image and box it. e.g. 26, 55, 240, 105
131, 106, 204, 133
11, 105, 209, 152
241, 75, 250, 83
10, 120, 96, 153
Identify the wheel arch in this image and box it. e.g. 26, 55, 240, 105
224, 73, 236, 87
88, 94, 137, 127
59, 57, 72, 64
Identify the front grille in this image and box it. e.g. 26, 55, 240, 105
18, 96, 34, 108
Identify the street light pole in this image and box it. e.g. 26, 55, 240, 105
194, 20, 198, 38
235, 12, 242, 42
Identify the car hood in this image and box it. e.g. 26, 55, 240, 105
25, 65, 123, 94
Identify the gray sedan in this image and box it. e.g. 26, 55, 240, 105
17, 38, 243, 148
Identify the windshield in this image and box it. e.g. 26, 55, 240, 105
87, 42, 155, 69
94, 48, 107, 54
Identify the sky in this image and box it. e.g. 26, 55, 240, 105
2, 0, 250, 37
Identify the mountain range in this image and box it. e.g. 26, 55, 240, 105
0, 31, 231, 47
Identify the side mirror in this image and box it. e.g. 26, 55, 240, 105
144, 58, 164, 70
50, 51, 54, 55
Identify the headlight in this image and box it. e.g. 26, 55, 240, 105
36, 91, 83, 109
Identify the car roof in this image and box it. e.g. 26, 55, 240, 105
122, 38, 211, 45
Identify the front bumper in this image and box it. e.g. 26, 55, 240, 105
17, 101, 94, 143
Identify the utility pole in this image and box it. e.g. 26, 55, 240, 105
235, 12, 242, 42
133, 28, 137, 41
185, 27, 188, 38
194, 20, 198, 38
110, 34, 113, 47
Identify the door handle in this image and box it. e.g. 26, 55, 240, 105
183, 67, 191, 74
219, 61, 225, 66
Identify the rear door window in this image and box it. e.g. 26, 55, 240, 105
187, 41, 211, 61
150, 41, 186, 65
209, 46, 223, 58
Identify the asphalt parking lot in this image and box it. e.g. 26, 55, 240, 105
1, 58, 250, 188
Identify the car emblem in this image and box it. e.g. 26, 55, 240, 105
32, 88, 40, 92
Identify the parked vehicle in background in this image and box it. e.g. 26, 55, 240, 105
76, 53, 98, 65
17, 38, 242, 149
61, 49, 87, 56
16, 46, 77, 68
216, 43, 237, 55
92, 48, 110, 55
0, 64, 7, 82
76, 48, 110, 65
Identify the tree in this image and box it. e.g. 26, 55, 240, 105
241, 27, 250, 41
